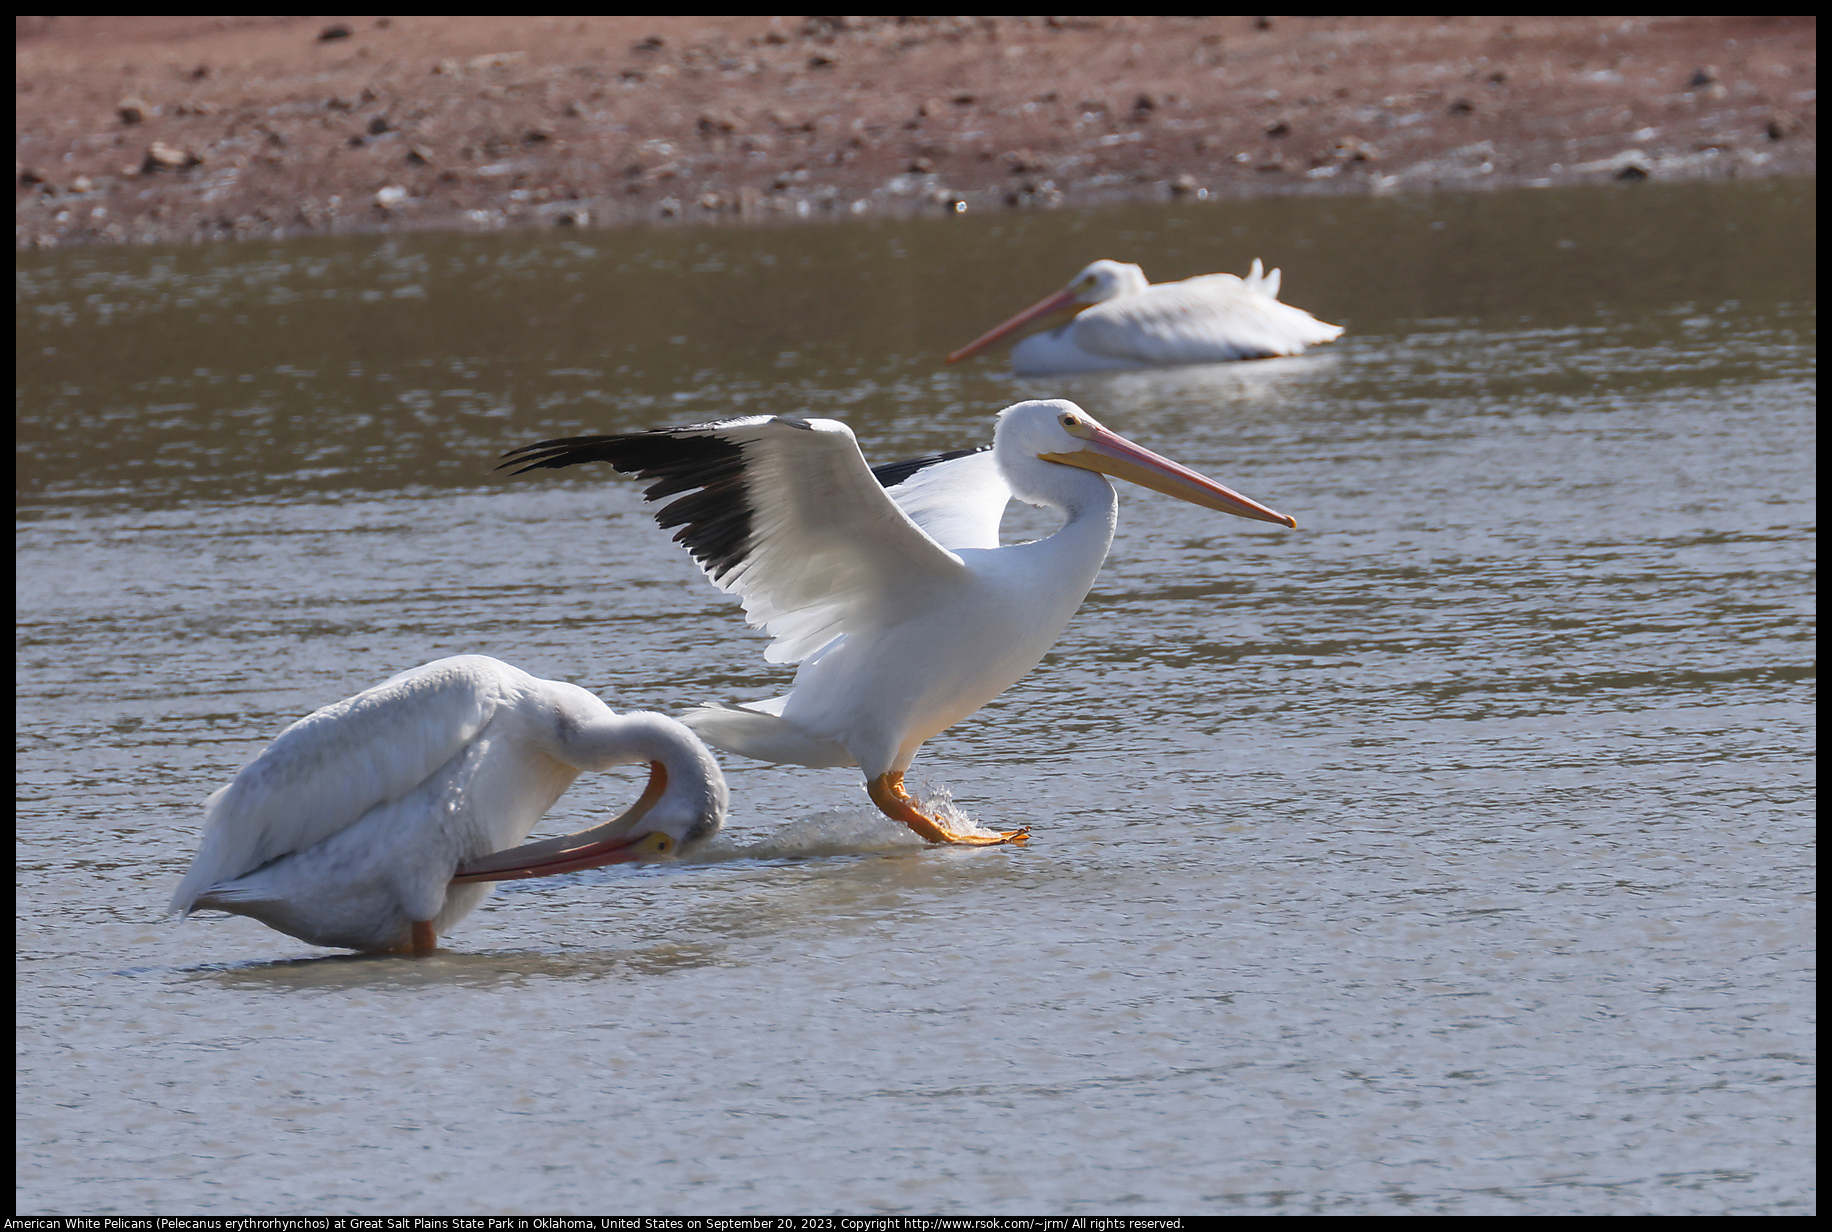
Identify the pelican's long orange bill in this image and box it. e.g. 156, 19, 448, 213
945, 285, 1083, 363
1042, 424, 1297, 528
450, 827, 656, 883
451, 762, 670, 883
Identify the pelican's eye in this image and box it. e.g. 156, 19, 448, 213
636, 832, 674, 857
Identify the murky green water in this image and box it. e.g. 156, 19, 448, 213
16, 179, 1815, 1214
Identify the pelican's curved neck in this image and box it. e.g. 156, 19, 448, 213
996, 457, 1120, 592
1004, 452, 1119, 523
566, 710, 726, 830
987, 403, 1123, 576
624, 713, 728, 822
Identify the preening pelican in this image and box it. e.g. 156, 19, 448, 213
501, 399, 1294, 846
947, 259, 1342, 374
168, 655, 727, 956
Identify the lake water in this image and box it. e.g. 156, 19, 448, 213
15, 179, 1816, 1215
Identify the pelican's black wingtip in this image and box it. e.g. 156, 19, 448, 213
494, 435, 636, 476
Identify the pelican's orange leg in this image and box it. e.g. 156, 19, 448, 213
410, 920, 437, 958
867, 772, 1029, 846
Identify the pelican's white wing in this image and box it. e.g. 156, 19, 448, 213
502, 418, 971, 663
168, 657, 511, 914
1242, 257, 1282, 301
1071, 265, 1343, 364
873, 446, 1009, 551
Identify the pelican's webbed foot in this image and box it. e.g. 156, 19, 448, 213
867, 772, 1029, 846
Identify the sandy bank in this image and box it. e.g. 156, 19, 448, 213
15, 15, 1816, 249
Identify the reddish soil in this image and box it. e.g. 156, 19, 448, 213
15, 15, 1816, 249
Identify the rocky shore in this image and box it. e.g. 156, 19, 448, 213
15, 15, 1816, 249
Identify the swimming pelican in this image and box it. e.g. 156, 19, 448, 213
168, 655, 727, 956
946, 259, 1342, 374
501, 399, 1294, 846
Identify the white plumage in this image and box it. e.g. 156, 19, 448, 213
169, 655, 727, 954
502, 399, 1294, 846
947, 258, 1342, 374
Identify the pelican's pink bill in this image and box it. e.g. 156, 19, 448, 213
945, 285, 1082, 363
1041, 422, 1296, 528
451, 828, 675, 883
451, 762, 675, 882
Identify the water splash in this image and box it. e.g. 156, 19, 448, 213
706, 784, 1000, 860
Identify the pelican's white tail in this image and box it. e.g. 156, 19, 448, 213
681, 701, 857, 770
1246, 257, 1342, 347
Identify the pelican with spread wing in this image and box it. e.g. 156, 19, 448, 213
502, 400, 1294, 845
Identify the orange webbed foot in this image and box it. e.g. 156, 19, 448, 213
866, 772, 1029, 846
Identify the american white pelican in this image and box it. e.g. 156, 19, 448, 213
946, 258, 1343, 374
501, 399, 1294, 846
168, 655, 728, 956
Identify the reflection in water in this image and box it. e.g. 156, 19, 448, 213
183, 940, 730, 993
16, 179, 1815, 1215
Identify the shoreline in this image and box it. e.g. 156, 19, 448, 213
16, 15, 1816, 250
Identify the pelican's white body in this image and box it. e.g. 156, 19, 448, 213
504, 400, 1292, 841
682, 403, 1151, 778
169, 655, 723, 951
709, 486, 1114, 775
1005, 260, 1342, 375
